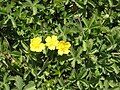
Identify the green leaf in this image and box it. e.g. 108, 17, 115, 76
58, 78, 64, 87
89, 14, 95, 28
99, 80, 103, 89
33, 6, 37, 15
104, 80, 109, 89
77, 81, 81, 89
4, 17, 10, 24
84, 0, 88, 5
80, 79, 89, 88
71, 59, 76, 68
3, 73, 8, 84
108, 0, 113, 7
76, 47, 83, 57
79, 68, 88, 79
88, 1, 95, 8
11, 88, 18, 90
4, 84, 10, 90
14, 76, 25, 90
109, 80, 116, 87
95, 69, 100, 76
73, 0, 83, 9
11, 51, 21, 57
88, 39, 93, 51
89, 54, 97, 63
23, 81, 36, 90
26, 0, 33, 5
12, 42, 19, 49
2, 38, 9, 51
0, 37, 2, 52
111, 87, 120, 90
112, 63, 119, 74
100, 44, 107, 51
54, 0, 66, 6
82, 18, 88, 28
9, 15, 16, 28
83, 41, 87, 51
21, 41, 28, 51
81, 70, 88, 79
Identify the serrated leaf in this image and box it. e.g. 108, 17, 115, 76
109, 80, 116, 87
104, 80, 109, 89
88, 39, 93, 51
14, 76, 25, 90
23, 81, 36, 90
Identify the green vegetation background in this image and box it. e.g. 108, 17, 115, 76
0, 0, 120, 90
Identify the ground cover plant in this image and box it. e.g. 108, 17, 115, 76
0, 0, 120, 90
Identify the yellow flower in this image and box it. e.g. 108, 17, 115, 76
45, 35, 59, 50
30, 37, 45, 52
56, 41, 71, 55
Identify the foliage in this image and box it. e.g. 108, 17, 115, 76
0, 0, 120, 89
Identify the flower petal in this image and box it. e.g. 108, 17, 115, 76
58, 50, 63, 55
